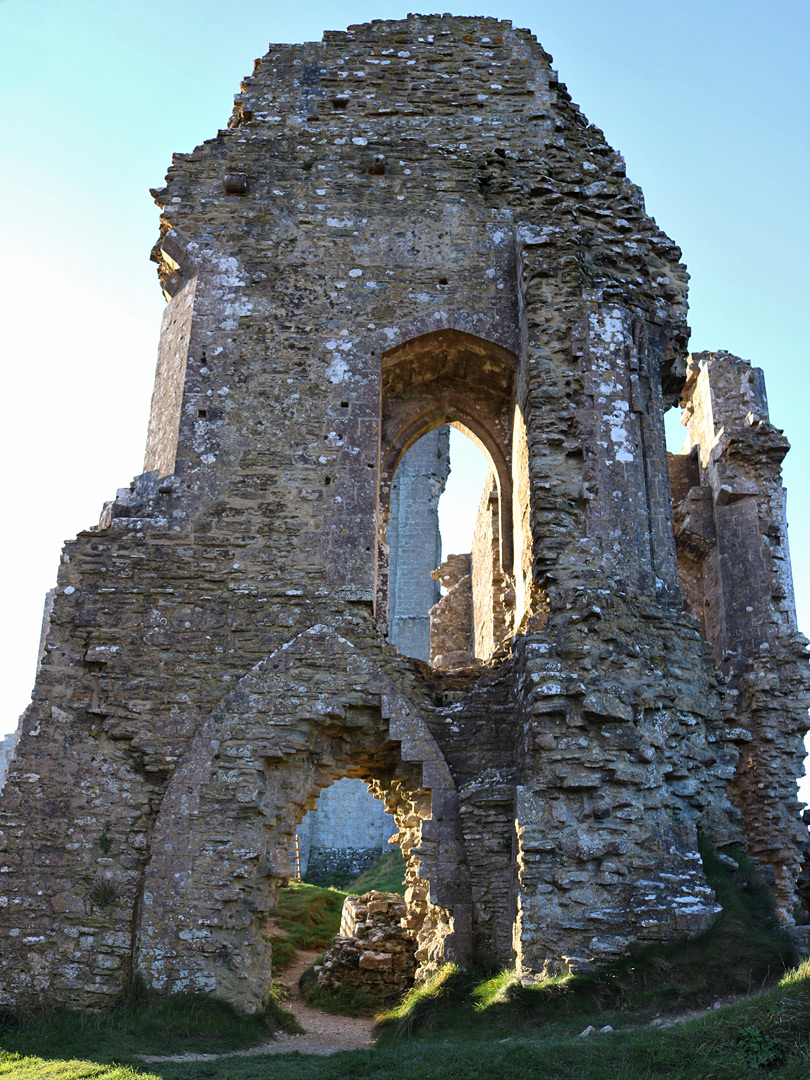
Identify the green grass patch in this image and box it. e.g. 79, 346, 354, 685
0, 1052, 156, 1080
269, 882, 347, 973
12, 962, 808, 1080
0, 991, 298, 1066
299, 868, 355, 889
303, 848, 407, 893
2, 841, 805, 1080
346, 849, 406, 895
2, 965, 810, 1080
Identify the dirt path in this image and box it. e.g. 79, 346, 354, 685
138, 950, 375, 1062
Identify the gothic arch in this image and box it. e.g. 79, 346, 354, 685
379, 329, 518, 625
134, 624, 471, 1012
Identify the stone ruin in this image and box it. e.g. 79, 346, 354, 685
316, 891, 416, 1000
295, 428, 448, 880
1, 14, 808, 1015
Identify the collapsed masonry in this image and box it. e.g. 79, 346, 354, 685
1, 15, 808, 1015
316, 891, 416, 999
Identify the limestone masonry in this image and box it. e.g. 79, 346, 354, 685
1, 15, 808, 1013
316, 891, 417, 1000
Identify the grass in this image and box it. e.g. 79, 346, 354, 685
269, 882, 347, 974
4, 964, 810, 1079
376, 841, 798, 1042
0, 992, 298, 1065
346, 849, 406, 895
302, 848, 407, 894
299, 869, 355, 889
0, 1055, 150, 1080
2, 841, 807, 1079
299, 965, 381, 1017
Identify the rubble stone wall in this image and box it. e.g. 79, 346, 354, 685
316, 891, 416, 1000
671, 351, 810, 919
429, 554, 473, 668
0, 15, 806, 1014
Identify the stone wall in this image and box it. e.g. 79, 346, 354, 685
471, 469, 515, 661
297, 777, 390, 878
429, 554, 473, 668
316, 891, 416, 999
0, 15, 805, 1014
387, 427, 450, 662
296, 426, 449, 877
671, 351, 810, 919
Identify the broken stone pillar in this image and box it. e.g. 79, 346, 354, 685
316, 891, 417, 999
672, 351, 810, 919
430, 554, 474, 668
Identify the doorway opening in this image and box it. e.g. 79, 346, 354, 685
294, 776, 404, 892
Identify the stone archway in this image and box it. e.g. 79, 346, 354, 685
134, 623, 471, 1012
377, 328, 518, 636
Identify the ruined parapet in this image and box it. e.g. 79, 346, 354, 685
316, 891, 416, 999
671, 350, 810, 919
429, 555, 474, 668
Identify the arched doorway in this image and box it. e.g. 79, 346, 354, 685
133, 623, 472, 1012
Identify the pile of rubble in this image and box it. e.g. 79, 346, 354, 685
315, 891, 417, 1000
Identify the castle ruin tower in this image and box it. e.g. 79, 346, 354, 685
0, 16, 807, 1013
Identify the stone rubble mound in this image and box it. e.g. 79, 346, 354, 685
315, 890, 416, 1000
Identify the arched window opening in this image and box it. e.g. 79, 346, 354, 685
294, 777, 402, 889
379, 328, 521, 667
385, 423, 513, 669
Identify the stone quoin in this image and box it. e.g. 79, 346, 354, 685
1, 15, 808, 1013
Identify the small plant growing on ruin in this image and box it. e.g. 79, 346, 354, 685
89, 875, 119, 908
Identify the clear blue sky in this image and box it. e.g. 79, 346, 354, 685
1, 1, 808, 775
